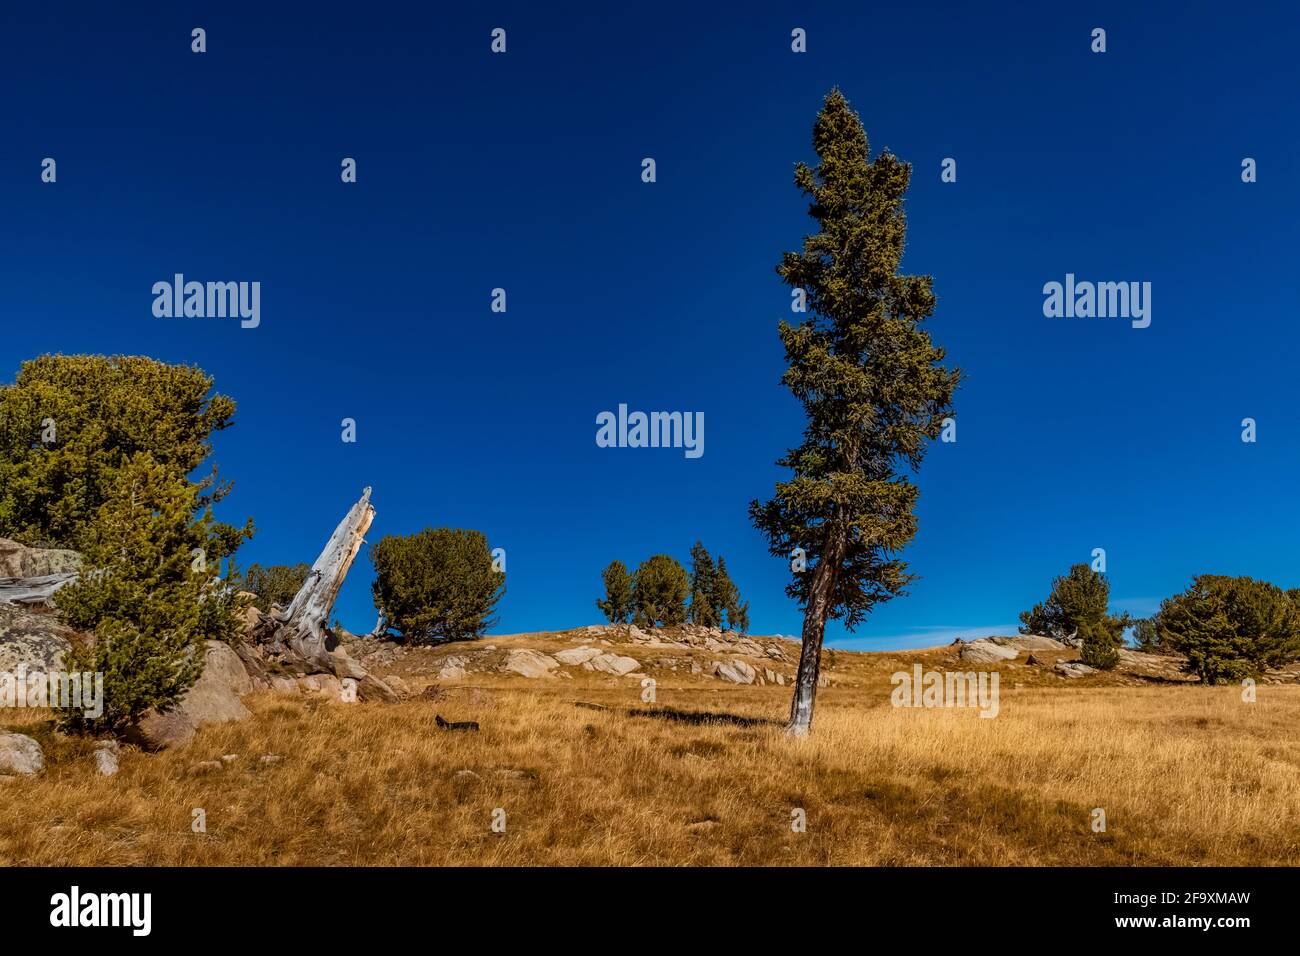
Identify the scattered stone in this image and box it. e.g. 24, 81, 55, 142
1054, 661, 1097, 678
453, 769, 482, 784
298, 674, 344, 699
501, 648, 560, 678
554, 646, 603, 666
587, 653, 640, 676
259, 754, 283, 766
191, 760, 224, 775
220, 753, 240, 764
269, 676, 300, 696
382, 674, 412, 698
714, 659, 757, 685
0, 733, 44, 775
1025, 654, 1040, 666
437, 657, 468, 680
94, 748, 120, 776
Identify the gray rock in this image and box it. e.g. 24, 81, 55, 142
1055, 661, 1097, 678
93, 748, 119, 776
125, 641, 252, 750
554, 646, 603, 666
0, 538, 81, 578
0, 733, 44, 775
0, 604, 73, 674
714, 659, 757, 684
587, 653, 640, 676
501, 648, 560, 678
958, 639, 1019, 664
987, 634, 1067, 651
383, 674, 412, 698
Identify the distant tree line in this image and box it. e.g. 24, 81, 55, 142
596, 542, 749, 633
1022, 563, 1300, 683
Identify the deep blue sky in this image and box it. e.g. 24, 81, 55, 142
3, 2, 1297, 649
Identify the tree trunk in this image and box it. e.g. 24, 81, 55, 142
786, 535, 842, 737
0, 572, 78, 605
269, 487, 375, 672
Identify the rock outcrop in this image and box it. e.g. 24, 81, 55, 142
501, 649, 560, 678
0, 538, 81, 578
958, 639, 1019, 664
126, 641, 253, 750
0, 604, 74, 673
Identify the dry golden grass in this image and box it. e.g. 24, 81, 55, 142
4, 664, 1299, 866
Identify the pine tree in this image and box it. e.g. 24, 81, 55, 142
687, 541, 719, 627
1020, 563, 1129, 670
711, 556, 740, 630
0, 354, 239, 549
1019, 563, 1112, 641
750, 89, 959, 735
632, 554, 689, 628
55, 454, 250, 735
730, 599, 750, 634
1155, 575, 1300, 684
370, 529, 505, 643
241, 563, 311, 613
596, 560, 633, 624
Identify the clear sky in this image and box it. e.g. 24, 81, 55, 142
3, 2, 1297, 649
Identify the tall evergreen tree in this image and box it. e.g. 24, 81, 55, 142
711, 556, 740, 629
632, 554, 689, 628
750, 89, 959, 735
596, 559, 633, 624
687, 541, 719, 627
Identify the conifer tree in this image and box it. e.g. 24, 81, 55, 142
596, 559, 633, 624
1155, 575, 1300, 684
751, 89, 959, 735
687, 541, 719, 627
711, 556, 740, 629
632, 554, 688, 628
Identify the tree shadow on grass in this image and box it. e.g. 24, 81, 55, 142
625, 706, 781, 729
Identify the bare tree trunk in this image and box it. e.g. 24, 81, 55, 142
269, 487, 375, 672
0, 572, 78, 605
786, 536, 842, 737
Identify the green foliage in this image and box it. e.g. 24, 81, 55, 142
596, 560, 633, 624
242, 562, 311, 613
1019, 564, 1111, 640
54, 454, 250, 734
749, 89, 960, 633
1132, 618, 1161, 652
687, 541, 719, 627
1154, 575, 1300, 684
1020, 563, 1127, 670
1078, 616, 1124, 670
370, 528, 505, 643
730, 599, 751, 634
632, 554, 689, 628
0, 354, 238, 549
0, 354, 252, 736
711, 556, 741, 630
